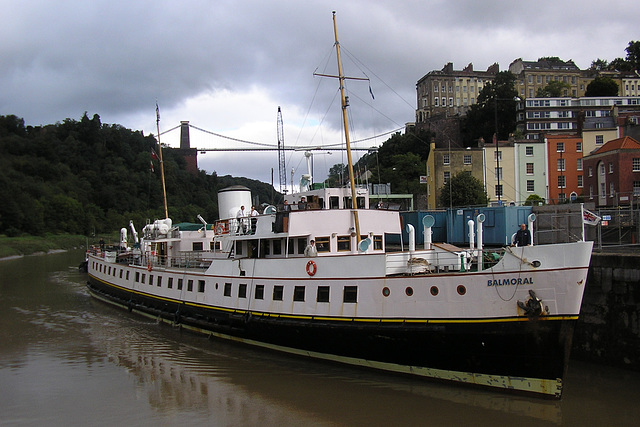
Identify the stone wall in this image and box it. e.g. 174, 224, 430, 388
572, 252, 640, 370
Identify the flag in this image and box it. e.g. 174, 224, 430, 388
156, 102, 160, 122
151, 148, 158, 160
583, 209, 601, 225
369, 83, 375, 100
150, 160, 154, 172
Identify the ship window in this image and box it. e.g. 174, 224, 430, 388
177, 278, 183, 290
198, 280, 205, 293
288, 239, 294, 255
293, 286, 305, 302
192, 242, 203, 251
329, 196, 339, 209
273, 285, 284, 301
273, 239, 282, 255
405, 287, 413, 296
343, 286, 358, 303
337, 235, 351, 251
238, 283, 247, 298
317, 286, 330, 302
126, 271, 130, 281
236, 241, 243, 255
430, 286, 439, 296
141, 273, 146, 283
108, 266, 111, 275
168, 277, 173, 289
187, 279, 194, 292
119, 270, 123, 279
255, 284, 264, 300
315, 236, 331, 253
457, 285, 466, 295
135, 272, 140, 282
373, 235, 383, 250
157, 276, 162, 287
224, 282, 232, 297
113, 268, 116, 277
298, 238, 306, 255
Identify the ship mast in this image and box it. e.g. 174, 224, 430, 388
155, 103, 169, 219
332, 11, 361, 243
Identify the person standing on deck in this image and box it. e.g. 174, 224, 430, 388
236, 206, 247, 234
513, 223, 531, 247
304, 239, 318, 257
250, 206, 259, 234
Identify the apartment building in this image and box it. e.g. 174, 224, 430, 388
509, 58, 581, 99
416, 62, 498, 123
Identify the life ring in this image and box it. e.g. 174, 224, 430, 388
216, 224, 224, 234
306, 260, 317, 276
147, 261, 152, 271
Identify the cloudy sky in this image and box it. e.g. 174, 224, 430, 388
1, 0, 637, 187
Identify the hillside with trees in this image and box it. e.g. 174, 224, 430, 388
0, 113, 277, 237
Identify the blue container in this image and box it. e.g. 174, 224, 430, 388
445, 206, 532, 246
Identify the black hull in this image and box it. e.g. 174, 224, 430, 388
87, 276, 575, 398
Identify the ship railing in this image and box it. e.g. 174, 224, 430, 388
385, 247, 505, 275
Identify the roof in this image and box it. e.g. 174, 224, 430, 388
591, 136, 640, 155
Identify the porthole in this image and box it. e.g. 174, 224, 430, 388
215, 282, 219, 290
405, 287, 414, 296
382, 287, 390, 297
430, 286, 439, 296
457, 285, 466, 295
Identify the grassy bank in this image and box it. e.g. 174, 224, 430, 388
0, 234, 104, 259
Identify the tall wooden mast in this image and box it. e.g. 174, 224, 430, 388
332, 11, 361, 242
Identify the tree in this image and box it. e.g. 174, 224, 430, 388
624, 40, 640, 70
590, 58, 609, 71
585, 76, 619, 97
439, 172, 488, 208
536, 81, 571, 97
524, 194, 545, 206
325, 163, 347, 187
462, 71, 518, 145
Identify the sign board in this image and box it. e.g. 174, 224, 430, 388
419, 176, 427, 184
602, 220, 609, 226
603, 215, 611, 221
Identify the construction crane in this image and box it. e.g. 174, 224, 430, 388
276, 106, 287, 194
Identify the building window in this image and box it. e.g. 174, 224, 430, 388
525, 146, 534, 156
273, 285, 284, 301
610, 182, 615, 198
526, 163, 534, 174
633, 158, 640, 172
495, 168, 503, 181
557, 158, 565, 171
634, 181, 640, 196
463, 155, 472, 165
576, 142, 582, 152
577, 158, 583, 171
588, 166, 593, 177
577, 175, 583, 188
224, 282, 232, 297
495, 185, 503, 197
527, 180, 535, 192
608, 163, 613, 173
343, 286, 358, 303
558, 175, 566, 188
444, 171, 450, 184
557, 142, 564, 152
434, 97, 439, 106
317, 286, 330, 303
494, 151, 502, 161
600, 163, 606, 175
558, 193, 566, 202
293, 286, 305, 302
596, 135, 604, 144
443, 154, 450, 165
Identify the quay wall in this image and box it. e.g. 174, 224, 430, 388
572, 252, 640, 370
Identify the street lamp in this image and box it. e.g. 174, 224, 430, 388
493, 96, 521, 205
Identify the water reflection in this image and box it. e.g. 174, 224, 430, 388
1, 250, 639, 426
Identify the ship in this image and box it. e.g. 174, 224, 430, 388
86, 12, 593, 399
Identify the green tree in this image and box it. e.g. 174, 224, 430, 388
524, 194, 545, 206
585, 76, 619, 96
536, 80, 571, 97
325, 163, 347, 187
462, 71, 518, 145
439, 172, 488, 208
590, 58, 609, 71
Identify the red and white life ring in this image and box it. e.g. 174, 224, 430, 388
147, 261, 153, 271
306, 260, 317, 276
216, 222, 226, 234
